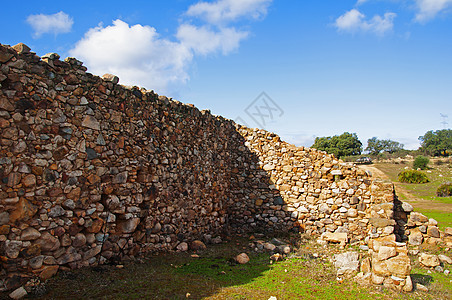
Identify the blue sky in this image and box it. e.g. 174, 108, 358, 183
1, 0, 451, 150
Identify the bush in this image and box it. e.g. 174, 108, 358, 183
398, 170, 429, 184
437, 182, 452, 197
413, 155, 430, 170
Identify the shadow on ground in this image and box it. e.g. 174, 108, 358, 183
28, 236, 274, 300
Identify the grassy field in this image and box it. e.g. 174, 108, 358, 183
15, 234, 449, 300
372, 159, 452, 229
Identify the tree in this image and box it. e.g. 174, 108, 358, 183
312, 132, 362, 158
419, 129, 452, 156
365, 137, 404, 155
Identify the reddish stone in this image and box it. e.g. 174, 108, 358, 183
68, 224, 81, 236
31, 166, 43, 176
7, 173, 21, 187
47, 188, 63, 197
23, 244, 41, 257
53, 226, 66, 237
9, 198, 37, 222
104, 185, 114, 195
190, 240, 206, 251
39, 265, 59, 280
98, 84, 106, 94
86, 219, 104, 233
0, 118, 10, 128
87, 174, 101, 184
35, 232, 60, 252
64, 74, 78, 85
118, 136, 125, 148
22, 174, 36, 187
0, 225, 11, 235
67, 187, 81, 200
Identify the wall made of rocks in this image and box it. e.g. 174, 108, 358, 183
0, 43, 250, 290
0, 42, 418, 292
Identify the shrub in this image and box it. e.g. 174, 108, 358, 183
413, 155, 430, 170
437, 182, 452, 197
398, 170, 429, 184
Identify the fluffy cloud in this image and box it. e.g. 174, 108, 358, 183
414, 0, 452, 22
176, 24, 248, 55
335, 9, 396, 36
27, 11, 73, 38
186, 0, 272, 24
70, 1, 272, 94
70, 20, 192, 93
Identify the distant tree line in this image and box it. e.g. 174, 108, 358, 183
311, 129, 452, 158
418, 129, 452, 157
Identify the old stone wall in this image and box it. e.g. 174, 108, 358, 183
0, 42, 439, 293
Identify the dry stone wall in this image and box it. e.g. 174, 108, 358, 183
1, 42, 444, 293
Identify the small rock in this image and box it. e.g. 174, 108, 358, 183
73, 233, 87, 248
435, 266, 444, 273
419, 253, 440, 268
0, 211, 10, 225
29, 255, 44, 269
118, 218, 140, 233
5, 240, 22, 258
321, 232, 348, 244
408, 229, 423, 246
9, 286, 27, 300
403, 275, 413, 292
416, 283, 429, 292
21, 227, 41, 240
49, 205, 65, 218
378, 246, 397, 260
333, 252, 359, 277
177, 242, 189, 252
102, 74, 119, 84
270, 253, 283, 262
371, 273, 385, 285
236, 253, 250, 264
427, 226, 440, 238
12, 43, 31, 54
190, 240, 206, 251
445, 227, 452, 236
82, 115, 100, 130
42, 53, 60, 60
401, 202, 413, 212
264, 243, 276, 251
439, 255, 452, 265
359, 245, 369, 251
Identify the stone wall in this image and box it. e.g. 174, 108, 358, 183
0, 42, 434, 292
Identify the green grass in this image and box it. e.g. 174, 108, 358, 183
410, 265, 452, 300
374, 163, 452, 202
20, 234, 450, 300
373, 162, 452, 230
416, 209, 452, 230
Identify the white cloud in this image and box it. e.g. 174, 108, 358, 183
70, 20, 192, 94
27, 11, 73, 38
186, 0, 272, 24
70, 1, 272, 94
176, 24, 248, 55
414, 0, 452, 22
335, 9, 396, 36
